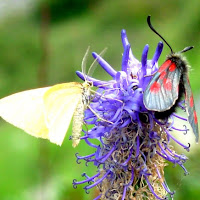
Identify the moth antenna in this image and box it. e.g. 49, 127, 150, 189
147, 15, 174, 54
179, 46, 194, 54
81, 46, 90, 81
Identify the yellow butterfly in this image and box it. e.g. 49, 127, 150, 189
0, 48, 107, 147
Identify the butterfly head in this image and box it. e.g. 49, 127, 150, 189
83, 80, 93, 89
82, 81, 93, 106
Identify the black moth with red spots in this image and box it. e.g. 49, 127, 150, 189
143, 16, 199, 142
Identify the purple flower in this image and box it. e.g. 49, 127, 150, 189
73, 30, 190, 200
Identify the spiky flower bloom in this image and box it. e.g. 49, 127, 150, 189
73, 30, 190, 200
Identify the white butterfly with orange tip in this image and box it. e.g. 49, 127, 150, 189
0, 48, 110, 147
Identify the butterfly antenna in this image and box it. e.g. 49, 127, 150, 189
86, 48, 107, 79
81, 46, 90, 81
147, 15, 174, 54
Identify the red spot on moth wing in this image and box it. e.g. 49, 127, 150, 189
190, 96, 194, 107
169, 63, 176, 72
194, 110, 198, 124
159, 71, 167, 79
150, 82, 161, 93
158, 60, 171, 72
163, 78, 172, 91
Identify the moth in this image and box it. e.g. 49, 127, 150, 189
143, 16, 199, 142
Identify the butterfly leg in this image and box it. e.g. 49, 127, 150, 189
88, 105, 113, 124
90, 89, 123, 104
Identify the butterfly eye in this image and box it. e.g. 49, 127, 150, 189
87, 81, 93, 87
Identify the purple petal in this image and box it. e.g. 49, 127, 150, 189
122, 44, 130, 72
121, 29, 134, 61
85, 170, 111, 190
151, 41, 163, 66
93, 194, 102, 200
92, 52, 117, 78
141, 44, 149, 69
73, 172, 100, 185
122, 186, 127, 200
121, 29, 130, 48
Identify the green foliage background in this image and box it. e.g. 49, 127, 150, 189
0, 0, 200, 199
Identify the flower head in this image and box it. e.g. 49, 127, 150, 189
73, 29, 190, 200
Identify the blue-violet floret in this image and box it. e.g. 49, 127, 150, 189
73, 29, 190, 200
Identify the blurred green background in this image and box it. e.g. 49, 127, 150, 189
0, 0, 200, 199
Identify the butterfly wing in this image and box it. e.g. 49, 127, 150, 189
43, 82, 83, 146
0, 87, 51, 138
183, 75, 199, 142
143, 59, 182, 111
